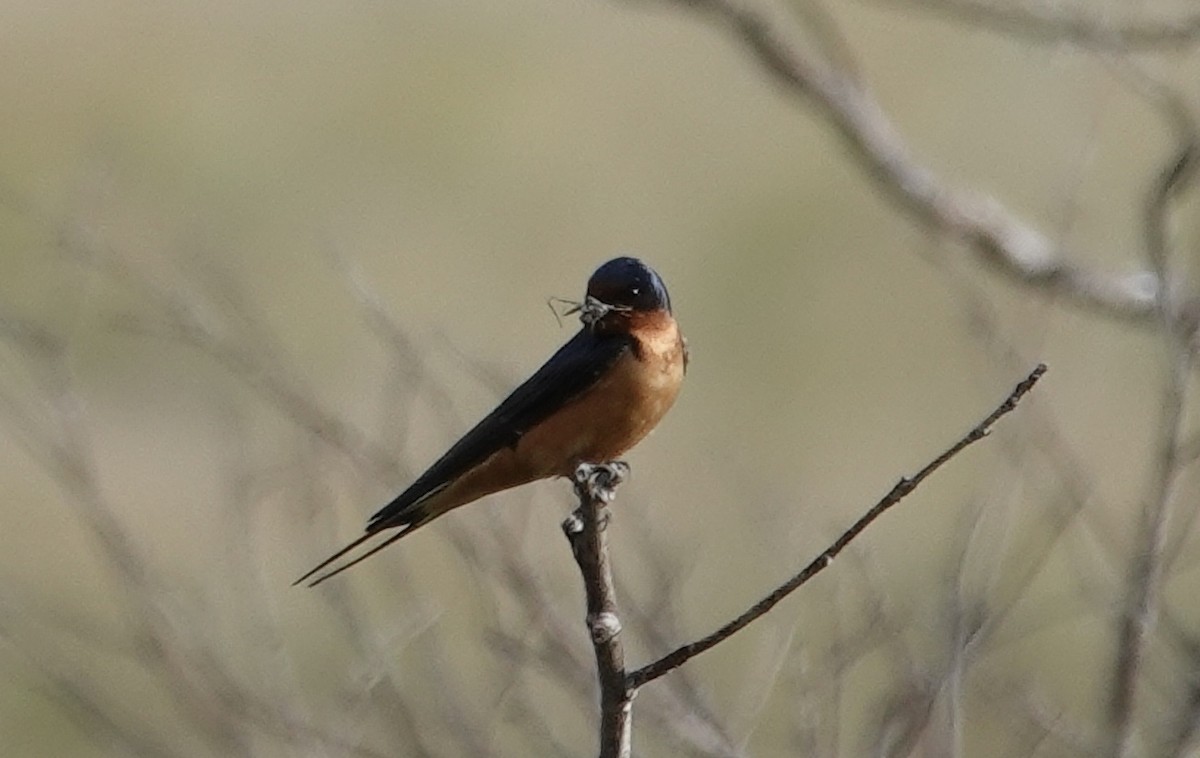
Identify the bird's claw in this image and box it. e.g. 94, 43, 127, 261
573, 461, 630, 504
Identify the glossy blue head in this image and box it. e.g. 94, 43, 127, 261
586, 256, 672, 314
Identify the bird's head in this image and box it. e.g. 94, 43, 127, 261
568, 257, 672, 330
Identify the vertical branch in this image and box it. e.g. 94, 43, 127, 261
562, 462, 634, 758
1105, 72, 1200, 757
1106, 222, 1191, 758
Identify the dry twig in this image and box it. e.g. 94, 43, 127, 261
630, 364, 1047, 688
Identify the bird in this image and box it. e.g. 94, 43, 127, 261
296, 256, 687, 586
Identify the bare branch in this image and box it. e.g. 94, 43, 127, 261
647, 0, 1161, 321
629, 364, 1047, 689
1104, 61, 1200, 758
878, 0, 1200, 52
563, 462, 634, 758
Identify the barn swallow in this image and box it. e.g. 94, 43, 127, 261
296, 256, 687, 586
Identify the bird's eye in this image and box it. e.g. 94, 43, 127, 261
631, 288, 640, 295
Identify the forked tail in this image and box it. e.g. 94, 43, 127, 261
294, 519, 431, 587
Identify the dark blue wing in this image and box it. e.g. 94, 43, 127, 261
366, 327, 633, 532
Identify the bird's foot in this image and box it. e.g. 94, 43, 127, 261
573, 461, 630, 505
563, 462, 627, 536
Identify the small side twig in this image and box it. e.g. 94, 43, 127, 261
563, 462, 634, 758
628, 363, 1047, 689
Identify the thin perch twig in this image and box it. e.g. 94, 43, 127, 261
628, 364, 1047, 689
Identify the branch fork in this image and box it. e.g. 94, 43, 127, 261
561, 366, 1046, 756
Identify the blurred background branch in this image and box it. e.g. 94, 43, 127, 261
661, 0, 1172, 323
876, 0, 1200, 52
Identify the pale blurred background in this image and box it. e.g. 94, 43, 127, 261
2, 0, 1200, 756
